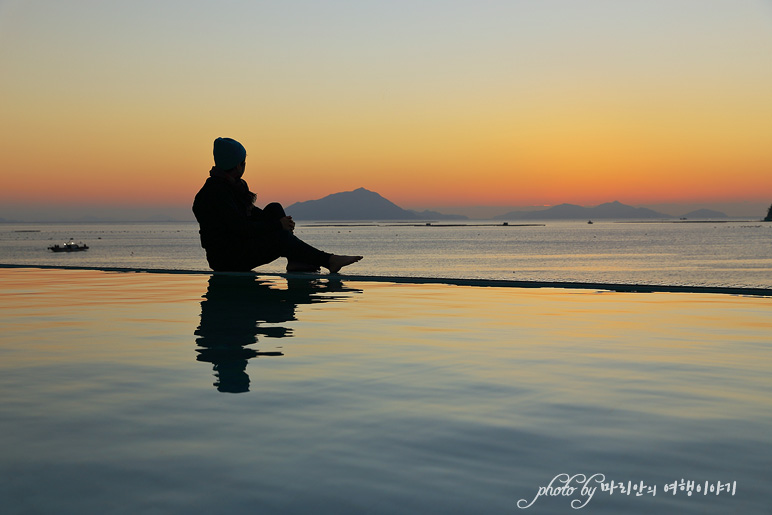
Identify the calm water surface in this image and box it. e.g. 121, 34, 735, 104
1, 220, 771, 287
1, 268, 770, 514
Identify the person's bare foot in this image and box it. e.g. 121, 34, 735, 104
286, 261, 321, 272
326, 255, 363, 273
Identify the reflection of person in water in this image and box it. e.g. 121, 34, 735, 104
194, 274, 359, 393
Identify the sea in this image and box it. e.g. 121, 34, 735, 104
1, 218, 771, 288
2, 219, 772, 514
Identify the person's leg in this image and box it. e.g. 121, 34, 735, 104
258, 202, 363, 273
262, 202, 286, 220
260, 202, 330, 271
269, 230, 332, 269
276, 233, 363, 273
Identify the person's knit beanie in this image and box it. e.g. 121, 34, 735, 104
213, 137, 247, 170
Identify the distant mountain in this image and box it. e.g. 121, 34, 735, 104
287, 188, 411, 220
680, 209, 728, 219
494, 201, 671, 220
287, 187, 467, 220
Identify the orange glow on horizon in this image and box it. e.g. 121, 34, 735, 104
1, 1, 771, 214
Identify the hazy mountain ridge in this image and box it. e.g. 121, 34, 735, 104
494, 201, 669, 220
288, 190, 732, 221
287, 187, 468, 220
494, 202, 731, 221
1, 189, 742, 222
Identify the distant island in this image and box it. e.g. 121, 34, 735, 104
286, 188, 730, 221
494, 202, 728, 221
287, 187, 467, 221
494, 201, 667, 220
765, 204, 772, 222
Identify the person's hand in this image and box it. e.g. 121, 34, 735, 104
280, 216, 295, 232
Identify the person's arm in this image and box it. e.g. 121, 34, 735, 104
278, 216, 295, 231
195, 180, 281, 241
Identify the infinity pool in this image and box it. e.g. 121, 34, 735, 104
1, 268, 770, 514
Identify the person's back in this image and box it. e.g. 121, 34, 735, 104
193, 173, 265, 268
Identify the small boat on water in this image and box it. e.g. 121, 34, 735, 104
48, 239, 89, 252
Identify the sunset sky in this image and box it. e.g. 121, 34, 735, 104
1, 0, 771, 220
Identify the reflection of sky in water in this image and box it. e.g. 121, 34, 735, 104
0, 268, 771, 514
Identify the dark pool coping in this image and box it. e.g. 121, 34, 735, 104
2, 263, 771, 297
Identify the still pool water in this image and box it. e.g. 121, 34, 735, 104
1, 267, 771, 514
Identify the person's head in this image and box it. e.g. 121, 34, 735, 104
213, 137, 247, 178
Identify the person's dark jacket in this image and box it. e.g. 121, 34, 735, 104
192, 170, 280, 265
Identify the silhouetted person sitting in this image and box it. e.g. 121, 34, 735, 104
193, 137, 362, 273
